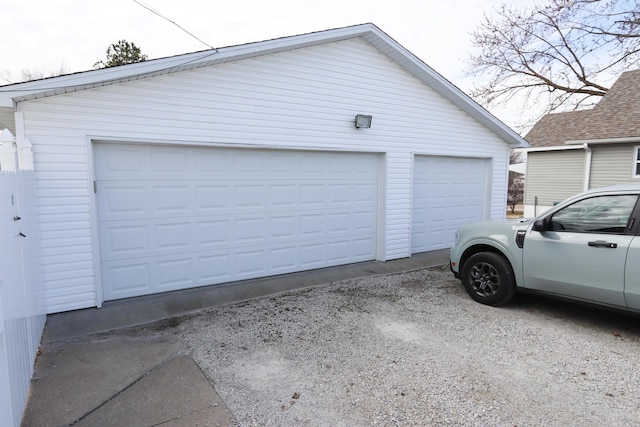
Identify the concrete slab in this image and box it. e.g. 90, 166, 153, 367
21, 336, 235, 427
43, 250, 450, 342
76, 356, 234, 427
21, 336, 183, 426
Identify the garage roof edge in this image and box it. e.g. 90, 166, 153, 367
0, 23, 528, 148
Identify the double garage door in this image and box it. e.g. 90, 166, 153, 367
95, 143, 379, 301
411, 155, 488, 253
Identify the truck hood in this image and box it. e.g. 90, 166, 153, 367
460, 218, 532, 231
456, 218, 533, 246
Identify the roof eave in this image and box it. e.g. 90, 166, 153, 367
0, 24, 376, 108
0, 23, 529, 148
358, 27, 528, 148
565, 136, 640, 145
516, 145, 587, 153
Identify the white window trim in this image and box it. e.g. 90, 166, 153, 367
635, 146, 640, 178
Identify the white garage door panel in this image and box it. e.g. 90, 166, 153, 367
95, 144, 378, 301
412, 156, 487, 253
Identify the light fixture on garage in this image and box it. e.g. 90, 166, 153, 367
354, 114, 372, 129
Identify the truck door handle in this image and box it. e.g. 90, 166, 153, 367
588, 241, 617, 248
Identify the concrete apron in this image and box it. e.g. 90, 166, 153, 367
22, 336, 235, 426
22, 250, 449, 426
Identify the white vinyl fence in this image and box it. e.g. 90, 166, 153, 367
0, 129, 45, 427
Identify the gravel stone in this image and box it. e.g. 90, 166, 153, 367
166, 265, 640, 426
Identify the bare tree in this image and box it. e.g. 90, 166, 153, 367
20, 64, 69, 81
510, 150, 523, 165
468, 0, 640, 124
1, 64, 69, 84
508, 176, 525, 214
508, 150, 525, 214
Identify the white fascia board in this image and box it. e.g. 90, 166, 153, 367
516, 145, 586, 153
565, 136, 640, 145
0, 24, 373, 108
360, 27, 529, 149
0, 50, 224, 107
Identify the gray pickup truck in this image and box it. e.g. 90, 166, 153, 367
450, 184, 640, 312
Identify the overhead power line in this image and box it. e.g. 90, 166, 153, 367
132, 0, 214, 49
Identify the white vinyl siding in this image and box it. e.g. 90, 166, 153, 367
19, 38, 511, 313
590, 144, 640, 187
525, 150, 586, 206
385, 151, 412, 258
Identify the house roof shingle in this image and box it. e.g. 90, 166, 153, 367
524, 69, 640, 146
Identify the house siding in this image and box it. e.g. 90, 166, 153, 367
590, 144, 640, 187
18, 38, 510, 313
525, 150, 585, 206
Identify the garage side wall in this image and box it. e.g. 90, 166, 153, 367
19, 38, 510, 313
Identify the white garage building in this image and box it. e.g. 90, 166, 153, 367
0, 23, 527, 314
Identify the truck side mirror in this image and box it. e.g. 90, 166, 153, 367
532, 219, 547, 232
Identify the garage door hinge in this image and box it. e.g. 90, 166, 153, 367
93, 181, 97, 194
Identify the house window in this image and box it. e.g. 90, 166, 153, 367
635, 146, 640, 177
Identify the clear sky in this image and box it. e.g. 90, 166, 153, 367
1, 0, 531, 129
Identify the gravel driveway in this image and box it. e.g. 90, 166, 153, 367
157, 265, 640, 426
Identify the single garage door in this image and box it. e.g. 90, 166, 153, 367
412, 155, 488, 253
95, 143, 378, 301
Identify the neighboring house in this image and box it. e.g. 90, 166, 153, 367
520, 69, 640, 217
0, 23, 528, 425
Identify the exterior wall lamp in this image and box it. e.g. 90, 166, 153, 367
354, 114, 372, 129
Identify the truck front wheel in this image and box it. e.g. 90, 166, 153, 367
461, 252, 516, 306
